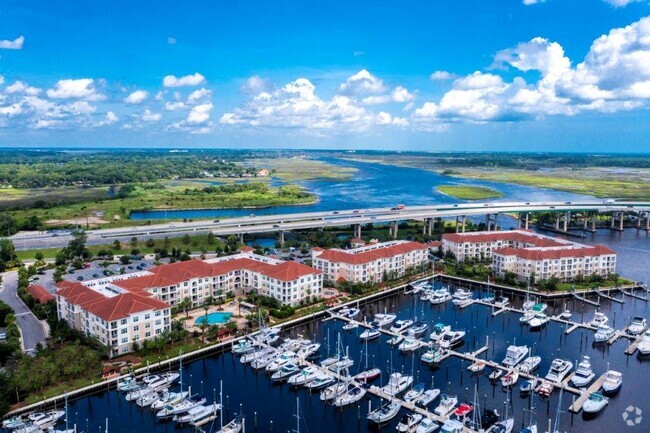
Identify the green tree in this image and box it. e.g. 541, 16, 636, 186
66, 229, 88, 259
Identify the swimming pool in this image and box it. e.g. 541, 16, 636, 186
194, 312, 233, 325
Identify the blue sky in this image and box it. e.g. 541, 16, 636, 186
1, 0, 650, 151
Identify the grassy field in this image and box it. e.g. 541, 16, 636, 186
7, 181, 316, 229
241, 157, 357, 181
436, 185, 503, 200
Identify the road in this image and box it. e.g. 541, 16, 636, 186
9, 200, 650, 251
0, 271, 48, 352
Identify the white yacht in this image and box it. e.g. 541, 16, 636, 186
240, 347, 274, 364
439, 330, 465, 349
333, 384, 366, 407
373, 313, 397, 327
430, 323, 451, 342
116, 375, 139, 392
231, 339, 257, 355
398, 336, 421, 353
174, 403, 221, 425
408, 321, 429, 337
359, 328, 381, 341
126, 386, 155, 402
571, 355, 595, 387
415, 417, 439, 433
545, 359, 573, 383
305, 374, 335, 390
387, 335, 405, 346
156, 395, 207, 418
589, 311, 609, 328
582, 392, 608, 413
148, 372, 180, 391
327, 357, 354, 373
439, 419, 464, 433
593, 324, 615, 343
528, 313, 549, 329
500, 370, 519, 388
27, 411, 65, 429
430, 288, 452, 304
343, 322, 358, 332
320, 382, 348, 401
434, 394, 458, 416
396, 413, 423, 432
494, 296, 510, 308
404, 383, 425, 402
518, 356, 541, 374
265, 351, 297, 372
638, 329, 650, 355
502, 345, 528, 367
421, 345, 445, 365
452, 288, 472, 300
287, 366, 320, 386
416, 388, 441, 407
519, 310, 535, 324
602, 370, 623, 394
629, 316, 647, 335
381, 372, 414, 396
151, 390, 189, 410
390, 319, 414, 334
217, 416, 243, 433
136, 390, 161, 407
367, 401, 401, 425
296, 342, 321, 358
251, 352, 278, 370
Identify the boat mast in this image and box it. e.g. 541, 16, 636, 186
292, 397, 301, 433
553, 388, 564, 433
220, 379, 223, 430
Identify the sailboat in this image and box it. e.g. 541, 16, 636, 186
353, 333, 381, 383
489, 385, 514, 432
520, 382, 538, 433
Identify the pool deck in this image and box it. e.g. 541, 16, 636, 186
183, 302, 247, 333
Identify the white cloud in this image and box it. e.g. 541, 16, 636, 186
162, 73, 205, 87
46, 78, 105, 101
522, 0, 544, 5
241, 75, 272, 94
105, 111, 118, 123
0, 76, 4, 86
124, 90, 148, 104
338, 69, 386, 96
187, 88, 212, 103
187, 102, 213, 124
5, 81, 40, 96
221, 77, 397, 132
414, 16, 650, 127
0, 103, 22, 116
0, 35, 24, 50
603, 0, 637, 6
140, 109, 161, 122
353, 51, 365, 57
66, 101, 96, 115
362, 86, 415, 105
430, 71, 458, 81
167, 37, 177, 45
155, 91, 165, 101
165, 101, 186, 111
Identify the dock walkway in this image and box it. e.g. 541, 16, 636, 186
569, 373, 608, 413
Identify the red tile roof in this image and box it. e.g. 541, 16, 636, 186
56, 281, 168, 321
239, 246, 255, 252
493, 245, 616, 261
315, 241, 427, 265
443, 231, 565, 247
26, 284, 55, 303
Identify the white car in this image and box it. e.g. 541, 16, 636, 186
0, 332, 6, 340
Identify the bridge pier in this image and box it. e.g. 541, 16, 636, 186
389, 221, 398, 239
422, 218, 434, 236
462, 215, 466, 233
611, 212, 624, 231
485, 214, 498, 231
353, 224, 362, 239
564, 211, 569, 232
645, 212, 650, 231
278, 230, 285, 245
238, 233, 244, 243
555, 213, 560, 230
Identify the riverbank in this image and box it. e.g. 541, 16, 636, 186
435, 185, 503, 200
239, 157, 357, 182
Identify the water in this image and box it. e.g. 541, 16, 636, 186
195, 312, 233, 326
130, 157, 591, 220
45, 278, 650, 433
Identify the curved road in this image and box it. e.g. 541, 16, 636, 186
0, 271, 48, 353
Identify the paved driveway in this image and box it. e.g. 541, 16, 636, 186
0, 271, 48, 352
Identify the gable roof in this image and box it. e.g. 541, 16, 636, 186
27, 284, 56, 303
315, 241, 427, 265
493, 244, 616, 261
443, 231, 566, 248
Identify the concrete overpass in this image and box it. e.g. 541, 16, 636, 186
9, 200, 650, 250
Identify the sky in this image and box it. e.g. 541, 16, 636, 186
1, 0, 650, 152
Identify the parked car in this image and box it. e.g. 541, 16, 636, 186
0, 332, 6, 340
77, 276, 84, 281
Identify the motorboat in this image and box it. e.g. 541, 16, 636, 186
454, 402, 473, 418
629, 316, 647, 335
399, 336, 421, 353
439, 419, 464, 433
327, 357, 354, 373
151, 390, 189, 410
537, 380, 554, 397
266, 351, 297, 372
589, 312, 609, 328
582, 392, 608, 413
342, 322, 358, 332
305, 374, 335, 390
494, 297, 510, 308
419, 290, 433, 302
410, 282, 427, 294
345, 307, 361, 318
271, 363, 301, 382
404, 383, 425, 402
320, 382, 348, 401
488, 418, 514, 433
522, 297, 536, 311
452, 289, 472, 300
421, 345, 445, 365
353, 368, 381, 383
408, 321, 429, 337
26, 411, 65, 429
287, 366, 320, 386
367, 401, 401, 425
518, 356, 541, 374
231, 339, 257, 355
500, 370, 519, 388
638, 329, 650, 355
416, 388, 441, 407
240, 347, 274, 364
545, 359, 573, 383
359, 328, 381, 341
14, 425, 44, 433
373, 313, 397, 327
434, 394, 458, 416
216, 415, 243, 433
502, 345, 528, 367
571, 355, 595, 387
390, 319, 414, 334
439, 330, 465, 349
528, 313, 549, 329
519, 378, 537, 394
333, 384, 366, 407
430, 323, 451, 342
593, 324, 615, 343
602, 370, 623, 394
468, 360, 487, 373
387, 335, 405, 346
482, 293, 496, 303
174, 403, 221, 425
488, 369, 503, 381
251, 353, 278, 370
156, 395, 207, 418
126, 386, 155, 402
452, 296, 471, 306
116, 375, 139, 392
2, 415, 27, 430
381, 372, 414, 396
519, 310, 535, 324
396, 413, 423, 432
430, 289, 452, 304
415, 417, 439, 433
296, 342, 321, 358
559, 310, 572, 320
136, 389, 161, 407
147, 372, 180, 391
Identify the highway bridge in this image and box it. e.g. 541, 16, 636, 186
9, 200, 650, 250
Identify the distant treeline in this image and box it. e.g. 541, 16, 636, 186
0, 149, 261, 188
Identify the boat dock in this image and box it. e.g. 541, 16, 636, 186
568, 373, 608, 413
625, 333, 645, 355
622, 289, 648, 301
572, 293, 600, 307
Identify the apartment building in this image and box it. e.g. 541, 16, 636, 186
311, 240, 428, 285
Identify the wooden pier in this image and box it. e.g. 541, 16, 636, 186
625, 333, 645, 355
569, 373, 608, 413
622, 290, 648, 301
572, 293, 600, 307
